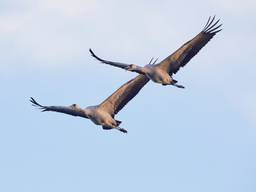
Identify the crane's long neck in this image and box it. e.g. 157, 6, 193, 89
131, 65, 147, 74
83, 106, 97, 119
71, 105, 90, 119
83, 108, 91, 119
74, 108, 89, 119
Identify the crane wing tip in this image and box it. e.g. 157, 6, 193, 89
203, 16, 222, 34
30, 97, 38, 105
89, 48, 96, 56
29, 97, 48, 111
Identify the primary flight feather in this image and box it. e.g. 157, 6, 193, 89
90, 16, 222, 88
30, 74, 149, 133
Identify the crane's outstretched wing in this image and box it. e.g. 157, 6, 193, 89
157, 16, 222, 75
90, 49, 132, 69
99, 75, 149, 117
30, 97, 88, 118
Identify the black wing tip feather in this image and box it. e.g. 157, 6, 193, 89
89, 48, 97, 59
29, 97, 48, 112
89, 48, 94, 56
203, 16, 222, 34
30, 97, 41, 106
89, 48, 104, 63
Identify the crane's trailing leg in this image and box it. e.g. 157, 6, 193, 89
173, 84, 185, 89
171, 79, 185, 89
148, 57, 158, 65
115, 127, 128, 133
114, 120, 127, 133
102, 125, 128, 133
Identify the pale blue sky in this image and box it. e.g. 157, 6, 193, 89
1, 0, 256, 192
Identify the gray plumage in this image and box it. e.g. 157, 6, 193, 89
30, 74, 149, 133
90, 16, 222, 88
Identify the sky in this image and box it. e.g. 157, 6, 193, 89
0, 0, 256, 191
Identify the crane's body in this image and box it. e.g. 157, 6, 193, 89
30, 74, 149, 133
130, 64, 180, 86
31, 16, 222, 134
85, 106, 116, 126
90, 16, 222, 89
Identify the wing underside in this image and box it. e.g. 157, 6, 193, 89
99, 74, 149, 117
90, 49, 131, 69
157, 16, 222, 75
30, 97, 88, 118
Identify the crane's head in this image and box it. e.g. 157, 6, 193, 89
70, 104, 81, 109
124, 64, 137, 71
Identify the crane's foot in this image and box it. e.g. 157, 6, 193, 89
116, 127, 128, 133
173, 84, 185, 89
